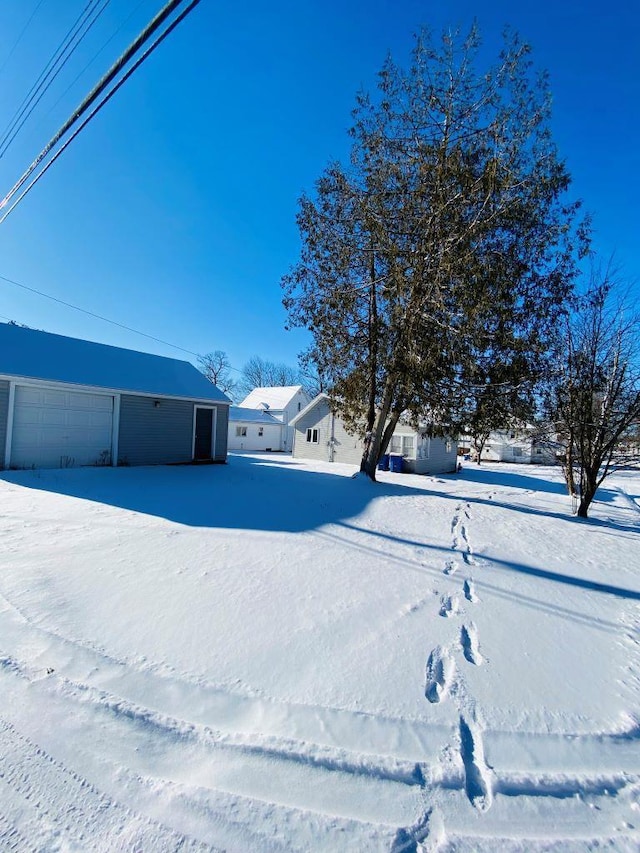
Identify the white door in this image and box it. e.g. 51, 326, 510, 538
11, 386, 114, 469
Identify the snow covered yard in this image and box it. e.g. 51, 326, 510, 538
0, 453, 639, 852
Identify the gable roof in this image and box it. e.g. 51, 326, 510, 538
0, 324, 230, 403
289, 393, 329, 426
228, 406, 282, 424
239, 385, 306, 410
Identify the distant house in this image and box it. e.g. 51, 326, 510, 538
237, 385, 311, 452
228, 406, 284, 452
0, 324, 230, 469
291, 395, 458, 474
468, 429, 557, 465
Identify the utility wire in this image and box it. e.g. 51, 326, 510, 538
0, 0, 112, 160
0, 271, 201, 358
0, 1, 102, 156
31, 0, 150, 135
0, 0, 48, 77
0, 0, 201, 215
0, 270, 245, 374
0, 0, 202, 224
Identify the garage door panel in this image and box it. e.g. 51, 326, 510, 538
12, 386, 114, 469
42, 390, 67, 406
41, 410, 67, 426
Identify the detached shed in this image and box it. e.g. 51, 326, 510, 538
0, 324, 230, 469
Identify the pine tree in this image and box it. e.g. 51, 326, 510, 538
283, 26, 585, 479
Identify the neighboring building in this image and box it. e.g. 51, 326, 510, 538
291, 395, 458, 475
0, 324, 230, 469
467, 429, 557, 465
237, 385, 311, 452
228, 406, 284, 451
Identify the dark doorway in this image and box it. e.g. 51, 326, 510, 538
194, 407, 214, 460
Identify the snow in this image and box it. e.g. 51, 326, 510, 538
0, 453, 639, 851
0, 322, 230, 402
239, 385, 304, 410
229, 406, 282, 423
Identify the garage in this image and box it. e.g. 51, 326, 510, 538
11, 385, 114, 469
0, 323, 231, 469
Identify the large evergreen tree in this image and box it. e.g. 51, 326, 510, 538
283, 26, 585, 479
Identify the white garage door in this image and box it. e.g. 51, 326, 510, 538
11, 386, 114, 469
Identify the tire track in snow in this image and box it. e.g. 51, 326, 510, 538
0, 654, 429, 837
0, 718, 216, 853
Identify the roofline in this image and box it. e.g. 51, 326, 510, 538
289, 393, 329, 427
0, 373, 231, 405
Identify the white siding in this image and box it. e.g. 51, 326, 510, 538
228, 421, 283, 451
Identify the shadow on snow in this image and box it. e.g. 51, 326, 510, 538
2, 453, 639, 603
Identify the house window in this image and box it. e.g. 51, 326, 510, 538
445, 440, 452, 453
236, 426, 247, 437
306, 428, 319, 443
390, 435, 414, 456
258, 427, 263, 437
298, 402, 301, 411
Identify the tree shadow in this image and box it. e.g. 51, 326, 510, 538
458, 464, 617, 504
0, 453, 420, 534
335, 521, 640, 602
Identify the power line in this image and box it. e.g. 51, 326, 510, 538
0, 271, 201, 358
31, 0, 151, 135
0, 0, 113, 160
0, 1, 102, 155
0, 0, 48, 77
0, 0, 203, 219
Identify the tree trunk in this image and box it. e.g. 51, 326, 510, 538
360, 375, 396, 480
576, 466, 598, 518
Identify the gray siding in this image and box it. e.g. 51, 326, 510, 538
293, 397, 363, 465
214, 403, 228, 461
118, 396, 228, 466
331, 412, 364, 465
293, 398, 332, 463
405, 437, 457, 475
0, 380, 8, 467
294, 398, 457, 475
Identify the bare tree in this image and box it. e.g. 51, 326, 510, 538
238, 356, 303, 398
549, 263, 640, 517
197, 351, 237, 399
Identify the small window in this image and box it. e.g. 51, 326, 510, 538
306, 428, 319, 443
445, 440, 452, 454
402, 435, 414, 457
390, 436, 402, 453
298, 402, 301, 411
258, 427, 263, 437
235, 426, 247, 437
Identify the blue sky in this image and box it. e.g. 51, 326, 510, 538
0, 0, 637, 377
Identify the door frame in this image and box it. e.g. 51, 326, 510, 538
192, 405, 217, 461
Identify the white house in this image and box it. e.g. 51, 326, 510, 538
465, 428, 557, 464
237, 385, 311, 452
227, 406, 284, 452
291, 395, 458, 474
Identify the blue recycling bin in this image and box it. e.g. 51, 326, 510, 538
388, 453, 403, 473
377, 453, 390, 471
